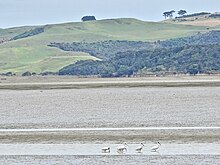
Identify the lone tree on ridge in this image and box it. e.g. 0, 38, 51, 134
178, 10, 187, 16
163, 10, 175, 19
81, 16, 96, 22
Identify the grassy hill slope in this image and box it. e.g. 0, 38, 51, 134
0, 18, 215, 74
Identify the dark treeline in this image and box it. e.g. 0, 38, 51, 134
59, 44, 220, 77
49, 40, 154, 59
209, 13, 220, 18
159, 30, 220, 48
51, 30, 220, 77
175, 12, 210, 19
12, 27, 45, 40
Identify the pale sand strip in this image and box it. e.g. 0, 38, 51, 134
0, 127, 220, 132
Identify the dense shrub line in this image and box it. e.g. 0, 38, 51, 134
12, 27, 44, 40
50, 31, 220, 77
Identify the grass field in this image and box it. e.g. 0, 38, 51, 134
0, 45, 97, 74
0, 18, 217, 74
0, 26, 38, 41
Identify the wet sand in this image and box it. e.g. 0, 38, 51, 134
0, 76, 220, 164
0, 129, 219, 144
0, 155, 219, 165
1, 143, 220, 155
0, 87, 219, 129
0, 85, 220, 143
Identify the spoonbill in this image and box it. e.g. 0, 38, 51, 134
101, 147, 110, 153
117, 142, 128, 153
151, 142, 161, 152
136, 142, 145, 153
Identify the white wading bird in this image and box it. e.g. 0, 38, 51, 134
151, 142, 161, 152
101, 147, 111, 153
136, 142, 145, 153
117, 142, 128, 153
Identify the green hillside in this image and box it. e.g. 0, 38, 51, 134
0, 18, 214, 74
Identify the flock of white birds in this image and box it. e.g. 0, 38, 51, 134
102, 142, 161, 153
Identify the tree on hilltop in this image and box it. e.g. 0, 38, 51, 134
163, 10, 175, 19
81, 16, 96, 22
169, 10, 175, 18
178, 10, 187, 16
163, 12, 170, 20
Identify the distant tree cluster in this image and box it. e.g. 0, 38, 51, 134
21, 71, 37, 76
177, 10, 187, 16
81, 16, 96, 22
0, 72, 16, 76
163, 10, 187, 20
209, 13, 220, 18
